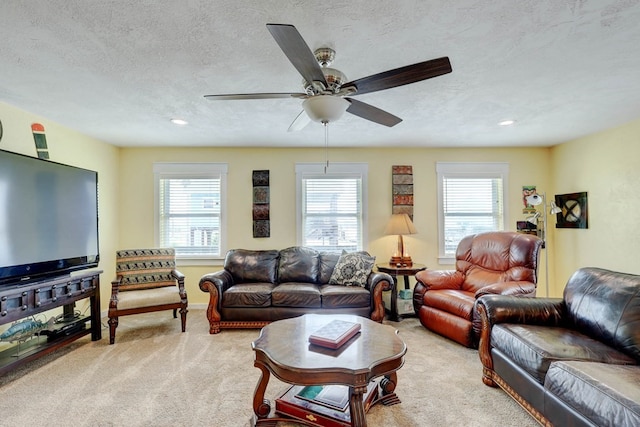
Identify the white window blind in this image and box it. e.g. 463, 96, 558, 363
436, 162, 508, 263
154, 163, 227, 259
296, 163, 368, 252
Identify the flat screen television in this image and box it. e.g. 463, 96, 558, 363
0, 149, 99, 286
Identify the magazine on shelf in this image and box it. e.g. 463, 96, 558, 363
296, 385, 350, 411
275, 381, 378, 427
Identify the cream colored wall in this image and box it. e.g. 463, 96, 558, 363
0, 102, 119, 313
550, 117, 640, 294
119, 146, 551, 305
3, 97, 638, 311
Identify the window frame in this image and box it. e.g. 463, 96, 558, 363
153, 162, 228, 264
295, 162, 368, 253
436, 162, 509, 265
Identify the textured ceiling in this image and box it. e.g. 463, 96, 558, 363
1, 1, 640, 148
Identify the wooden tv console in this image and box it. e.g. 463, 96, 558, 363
0, 270, 102, 375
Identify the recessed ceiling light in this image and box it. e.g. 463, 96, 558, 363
170, 118, 188, 125
498, 120, 516, 126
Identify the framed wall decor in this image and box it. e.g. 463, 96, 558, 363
252, 170, 270, 238
555, 192, 588, 229
392, 165, 413, 220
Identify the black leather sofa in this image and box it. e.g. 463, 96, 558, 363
476, 267, 640, 426
199, 246, 392, 334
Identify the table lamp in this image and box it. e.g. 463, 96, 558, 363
384, 213, 418, 266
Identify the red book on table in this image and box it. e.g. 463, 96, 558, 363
308, 319, 361, 349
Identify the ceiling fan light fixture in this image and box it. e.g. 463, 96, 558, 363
302, 96, 349, 123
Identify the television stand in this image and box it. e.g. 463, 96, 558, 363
0, 270, 102, 375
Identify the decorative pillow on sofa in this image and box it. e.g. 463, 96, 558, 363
329, 251, 375, 287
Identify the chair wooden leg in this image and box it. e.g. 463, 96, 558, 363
172, 308, 177, 318
180, 307, 188, 332
108, 316, 118, 345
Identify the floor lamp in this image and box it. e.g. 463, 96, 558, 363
526, 193, 561, 297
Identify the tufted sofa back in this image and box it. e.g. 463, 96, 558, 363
277, 246, 320, 283
224, 249, 279, 284
224, 247, 344, 285
564, 267, 640, 362
455, 231, 543, 293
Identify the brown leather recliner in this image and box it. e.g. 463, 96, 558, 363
412, 231, 542, 348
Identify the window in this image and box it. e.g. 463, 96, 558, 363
296, 163, 368, 253
154, 163, 227, 260
436, 162, 509, 264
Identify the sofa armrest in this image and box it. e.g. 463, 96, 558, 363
475, 280, 536, 298
199, 270, 234, 333
367, 271, 393, 292
367, 271, 393, 322
476, 294, 566, 327
199, 269, 234, 293
476, 294, 566, 386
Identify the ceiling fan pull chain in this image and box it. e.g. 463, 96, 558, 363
324, 121, 329, 173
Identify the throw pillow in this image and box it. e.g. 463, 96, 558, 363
329, 251, 375, 287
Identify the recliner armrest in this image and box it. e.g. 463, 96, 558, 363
415, 269, 465, 290
474, 280, 536, 298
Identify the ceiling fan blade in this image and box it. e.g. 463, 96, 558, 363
287, 110, 311, 132
204, 93, 307, 100
266, 23, 328, 89
344, 57, 452, 96
345, 98, 402, 127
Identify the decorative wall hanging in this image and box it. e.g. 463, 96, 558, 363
522, 185, 537, 214
392, 165, 413, 220
31, 123, 49, 159
555, 192, 588, 229
252, 170, 270, 238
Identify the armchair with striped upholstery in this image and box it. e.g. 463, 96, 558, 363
108, 248, 188, 344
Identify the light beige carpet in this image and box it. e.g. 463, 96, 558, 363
0, 310, 537, 427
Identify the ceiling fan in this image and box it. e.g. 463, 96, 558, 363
204, 24, 452, 131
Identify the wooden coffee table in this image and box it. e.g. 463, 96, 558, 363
251, 314, 406, 427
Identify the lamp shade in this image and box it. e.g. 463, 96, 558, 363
302, 96, 350, 123
384, 213, 418, 236
526, 194, 543, 206
526, 211, 541, 224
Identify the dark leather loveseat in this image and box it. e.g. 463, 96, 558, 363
476, 267, 640, 426
199, 246, 392, 334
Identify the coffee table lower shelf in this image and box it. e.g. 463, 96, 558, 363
275, 381, 379, 427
